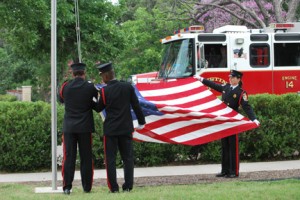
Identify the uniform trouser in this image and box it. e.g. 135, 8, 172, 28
221, 134, 239, 176
104, 135, 134, 192
62, 132, 94, 191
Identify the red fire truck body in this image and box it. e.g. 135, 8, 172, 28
131, 23, 300, 95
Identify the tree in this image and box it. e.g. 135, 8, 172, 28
0, 0, 123, 100
113, 0, 191, 79
167, 0, 300, 32
0, 45, 37, 95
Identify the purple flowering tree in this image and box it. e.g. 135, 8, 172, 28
174, 0, 299, 32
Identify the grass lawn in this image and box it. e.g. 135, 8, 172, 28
1, 179, 300, 200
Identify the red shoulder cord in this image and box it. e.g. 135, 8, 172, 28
238, 91, 245, 106
59, 81, 69, 100
101, 88, 106, 105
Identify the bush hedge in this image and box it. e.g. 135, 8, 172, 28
0, 94, 17, 102
0, 93, 299, 172
0, 101, 61, 172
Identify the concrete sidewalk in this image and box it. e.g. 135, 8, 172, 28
0, 160, 299, 183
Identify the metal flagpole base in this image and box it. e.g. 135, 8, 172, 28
34, 187, 64, 193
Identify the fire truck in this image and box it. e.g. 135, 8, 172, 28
131, 23, 300, 95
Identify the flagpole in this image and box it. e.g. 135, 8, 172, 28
51, 0, 58, 190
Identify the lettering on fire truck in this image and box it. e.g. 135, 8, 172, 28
132, 23, 300, 95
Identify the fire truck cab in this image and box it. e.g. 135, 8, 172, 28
132, 23, 300, 95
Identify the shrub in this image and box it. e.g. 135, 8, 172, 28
0, 94, 17, 102
239, 93, 300, 161
133, 142, 191, 167
0, 93, 299, 172
0, 101, 63, 172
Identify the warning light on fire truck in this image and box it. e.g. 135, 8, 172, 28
174, 25, 204, 34
270, 23, 295, 29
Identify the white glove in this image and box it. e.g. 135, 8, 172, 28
253, 119, 260, 126
136, 124, 145, 130
93, 97, 98, 103
193, 75, 203, 82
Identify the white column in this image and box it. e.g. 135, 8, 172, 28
21, 86, 32, 102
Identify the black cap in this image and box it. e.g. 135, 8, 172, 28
229, 70, 243, 78
71, 62, 86, 71
96, 62, 113, 74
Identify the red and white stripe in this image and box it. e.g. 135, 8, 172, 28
133, 77, 258, 146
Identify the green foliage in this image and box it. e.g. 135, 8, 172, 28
0, 0, 124, 100
0, 94, 17, 102
190, 141, 222, 163
91, 112, 104, 168
0, 46, 36, 94
239, 93, 300, 161
0, 0, 50, 58
115, 5, 189, 79
0, 101, 63, 172
0, 0, 191, 98
134, 142, 191, 166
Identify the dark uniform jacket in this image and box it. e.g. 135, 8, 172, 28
97, 80, 146, 136
202, 79, 256, 121
58, 77, 98, 133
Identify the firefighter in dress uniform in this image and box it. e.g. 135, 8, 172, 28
58, 62, 99, 194
95, 62, 146, 193
195, 70, 260, 178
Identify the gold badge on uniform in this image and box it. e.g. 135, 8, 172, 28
243, 93, 248, 101
233, 94, 237, 98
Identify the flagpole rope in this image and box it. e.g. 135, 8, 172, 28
74, 0, 82, 62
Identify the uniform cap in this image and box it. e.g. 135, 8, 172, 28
71, 62, 86, 71
229, 70, 243, 78
96, 62, 113, 74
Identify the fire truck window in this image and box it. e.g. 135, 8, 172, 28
159, 39, 194, 78
250, 44, 270, 67
274, 43, 300, 67
204, 44, 227, 68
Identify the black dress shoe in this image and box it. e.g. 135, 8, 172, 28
110, 190, 119, 193
225, 174, 238, 178
63, 189, 71, 195
123, 188, 132, 192
216, 172, 227, 177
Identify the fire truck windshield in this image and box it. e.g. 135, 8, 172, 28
158, 39, 193, 79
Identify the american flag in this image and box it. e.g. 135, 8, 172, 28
132, 77, 258, 146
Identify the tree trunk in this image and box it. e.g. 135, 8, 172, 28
272, 1, 283, 23
286, 0, 300, 22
